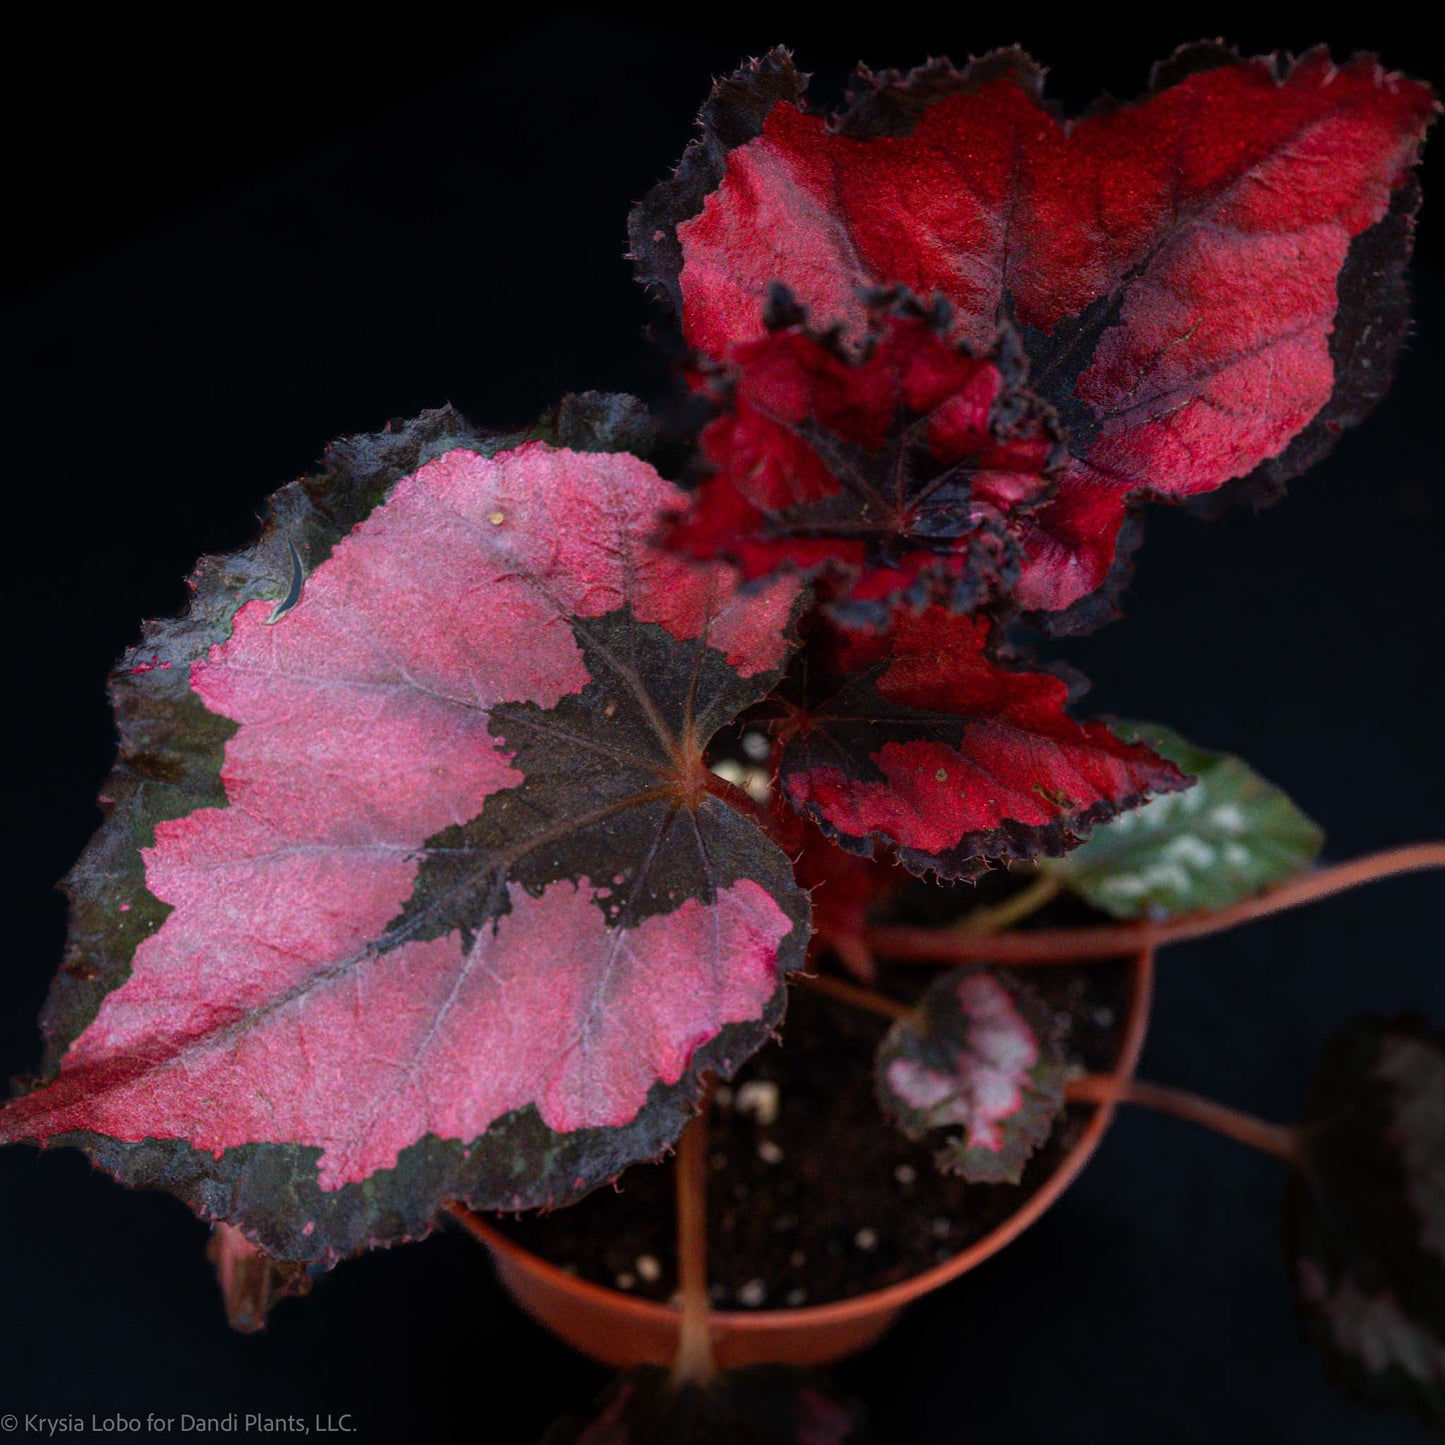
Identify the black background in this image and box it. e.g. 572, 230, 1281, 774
2, 10, 1442, 1442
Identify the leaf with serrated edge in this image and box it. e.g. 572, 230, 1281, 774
876, 967, 1065, 1184
1042, 721, 1322, 919
634, 47, 1436, 630
0, 401, 809, 1263
776, 608, 1188, 880
540, 1363, 874, 1445
1286, 1016, 1445, 1424
668, 297, 1060, 627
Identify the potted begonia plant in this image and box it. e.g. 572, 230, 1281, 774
3, 40, 1441, 1442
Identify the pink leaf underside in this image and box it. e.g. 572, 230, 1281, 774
675, 56, 1435, 609
886, 973, 1040, 1153
4, 444, 800, 1189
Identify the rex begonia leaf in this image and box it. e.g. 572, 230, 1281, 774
632, 46, 1436, 630
1286, 1015, 1445, 1424
1042, 721, 1324, 919
875, 966, 1065, 1184
666, 296, 1061, 626
0, 399, 810, 1264
541, 1364, 873, 1445
775, 607, 1189, 879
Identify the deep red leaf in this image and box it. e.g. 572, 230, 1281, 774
666, 300, 1060, 623
776, 608, 1188, 878
633, 47, 1435, 628
0, 402, 809, 1261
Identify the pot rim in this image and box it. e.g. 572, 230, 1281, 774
454, 949, 1154, 1332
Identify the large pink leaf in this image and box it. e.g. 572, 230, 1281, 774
0, 401, 809, 1262
632, 47, 1436, 629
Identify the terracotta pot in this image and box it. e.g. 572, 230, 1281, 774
454, 951, 1153, 1371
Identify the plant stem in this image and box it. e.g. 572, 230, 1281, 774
870, 843, 1445, 964
799, 970, 913, 1023
1067, 1074, 1301, 1162
671, 1093, 716, 1386
826, 929, 878, 984
701, 770, 784, 846
957, 873, 1061, 935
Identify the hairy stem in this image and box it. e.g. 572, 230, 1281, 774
799, 970, 913, 1023
871, 843, 1445, 964
1067, 1074, 1301, 1162
671, 1094, 716, 1385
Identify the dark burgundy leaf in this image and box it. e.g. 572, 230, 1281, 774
635, 47, 1435, 628
667, 298, 1060, 625
1286, 1015, 1445, 1423
776, 608, 1188, 879
207, 1222, 315, 1333
0, 400, 810, 1263
876, 967, 1065, 1184
540, 1364, 873, 1445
